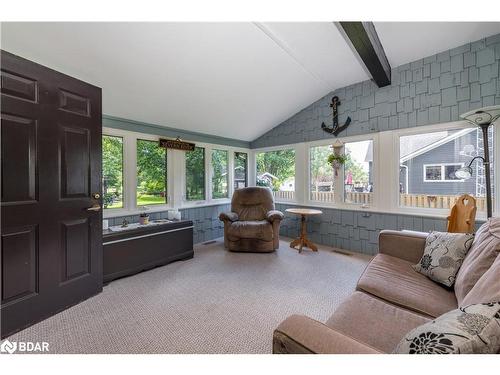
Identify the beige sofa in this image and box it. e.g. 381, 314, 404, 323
273, 219, 500, 354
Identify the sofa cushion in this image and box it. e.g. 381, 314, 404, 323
226, 220, 273, 242
462, 253, 500, 306
455, 218, 500, 305
357, 254, 457, 318
326, 291, 430, 353
413, 231, 474, 287
394, 302, 500, 354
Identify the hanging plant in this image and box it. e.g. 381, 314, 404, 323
327, 153, 347, 166
328, 153, 347, 176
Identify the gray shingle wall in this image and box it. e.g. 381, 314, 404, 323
104, 203, 229, 244
277, 203, 484, 255
249, 35, 498, 255
250, 34, 500, 149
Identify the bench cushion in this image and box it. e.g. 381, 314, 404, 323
357, 254, 457, 318
326, 291, 430, 353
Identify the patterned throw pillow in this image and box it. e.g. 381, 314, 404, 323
394, 302, 500, 354
413, 231, 474, 287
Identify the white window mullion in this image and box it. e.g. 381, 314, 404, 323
294, 143, 306, 204
228, 150, 235, 198
248, 150, 256, 187
123, 133, 137, 211
379, 130, 398, 212
206, 146, 212, 202
333, 144, 345, 205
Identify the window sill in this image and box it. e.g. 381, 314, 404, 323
180, 199, 231, 210
103, 205, 172, 219
275, 200, 489, 222
103, 200, 232, 218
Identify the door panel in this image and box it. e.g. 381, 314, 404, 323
59, 125, 90, 199
0, 70, 38, 103
1, 225, 38, 304
1, 50, 103, 338
1, 114, 38, 204
60, 219, 90, 283
58, 89, 91, 117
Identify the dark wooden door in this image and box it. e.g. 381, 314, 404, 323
1, 50, 103, 338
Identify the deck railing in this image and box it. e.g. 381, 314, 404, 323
272, 190, 295, 201
310, 191, 335, 202
399, 194, 489, 211
274, 190, 489, 210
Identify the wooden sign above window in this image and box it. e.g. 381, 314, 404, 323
159, 137, 195, 151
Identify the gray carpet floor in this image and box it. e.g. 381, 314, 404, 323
7, 238, 371, 354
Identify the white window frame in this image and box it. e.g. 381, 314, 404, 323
250, 118, 500, 220
252, 144, 301, 203
233, 151, 249, 190
102, 126, 250, 218
102, 133, 126, 211
393, 121, 493, 218
304, 134, 378, 210
422, 163, 465, 182
210, 148, 230, 201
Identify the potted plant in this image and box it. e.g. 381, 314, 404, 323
139, 212, 150, 225
327, 153, 348, 176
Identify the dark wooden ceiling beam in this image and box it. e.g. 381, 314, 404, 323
339, 22, 391, 87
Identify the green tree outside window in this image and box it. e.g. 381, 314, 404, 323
256, 149, 295, 191
136, 139, 167, 206
212, 149, 228, 199
103, 135, 124, 209
186, 147, 205, 201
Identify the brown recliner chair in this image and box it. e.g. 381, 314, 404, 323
219, 187, 284, 252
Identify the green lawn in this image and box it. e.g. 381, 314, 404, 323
105, 194, 166, 209
106, 200, 123, 209
136, 194, 166, 206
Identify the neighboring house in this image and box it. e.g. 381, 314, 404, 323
280, 177, 295, 191
256, 172, 278, 187
399, 128, 493, 197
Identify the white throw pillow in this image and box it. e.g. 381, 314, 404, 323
394, 302, 500, 354
413, 231, 474, 287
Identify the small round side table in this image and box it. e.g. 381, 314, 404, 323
285, 208, 323, 253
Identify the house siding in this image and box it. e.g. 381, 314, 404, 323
401, 133, 476, 195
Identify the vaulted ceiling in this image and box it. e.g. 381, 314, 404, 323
2, 22, 500, 142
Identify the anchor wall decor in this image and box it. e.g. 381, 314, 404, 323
321, 96, 352, 137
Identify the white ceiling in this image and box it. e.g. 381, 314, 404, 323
1, 22, 500, 142
374, 22, 500, 67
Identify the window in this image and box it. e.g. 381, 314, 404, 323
344, 140, 373, 205
212, 149, 228, 199
256, 149, 295, 200
423, 164, 464, 182
310, 145, 334, 202
136, 139, 167, 206
186, 146, 205, 201
399, 127, 494, 211
234, 152, 248, 190
102, 135, 124, 209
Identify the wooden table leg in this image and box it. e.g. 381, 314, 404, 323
289, 214, 318, 253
